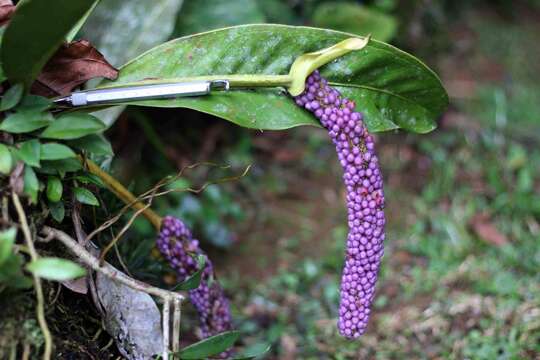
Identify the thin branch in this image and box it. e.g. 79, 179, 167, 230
162, 299, 171, 360
79, 156, 162, 229
98, 199, 152, 265
172, 298, 182, 353
137, 164, 252, 201
81, 157, 250, 239
72, 209, 103, 315
43, 225, 184, 359
42, 226, 184, 303
12, 194, 53, 360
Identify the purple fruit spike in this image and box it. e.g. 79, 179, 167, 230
293, 70, 386, 339
157, 216, 233, 340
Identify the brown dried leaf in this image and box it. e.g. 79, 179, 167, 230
32, 40, 118, 97
0, 0, 14, 27
61, 277, 88, 294
471, 214, 508, 246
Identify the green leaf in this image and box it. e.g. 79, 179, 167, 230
40, 143, 76, 160
312, 2, 398, 42
173, 0, 265, 37
49, 200, 65, 222
72, 173, 104, 187
19, 95, 52, 112
0, 111, 53, 133
171, 255, 206, 291
0, 83, 24, 111
73, 187, 99, 206
0, 228, 17, 266
23, 166, 39, 204
46, 176, 63, 202
1, 0, 98, 85
40, 113, 106, 139
0, 143, 13, 175
17, 139, 41, 167
232, 344, 271, 360
26, 257, 86, 281
69, 134, 113, 156
98, 24, 448, 133
178, 331, 240, 359
38, 158, 82, 176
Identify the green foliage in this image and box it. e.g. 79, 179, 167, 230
0, 110, 53, 133
46, 176, 63, 202
0, 90, 109, 217
0, 143, 13, 174
16, 139, 41, 167
0, 83, 24, 111
312, 2, 398, 42
0, 228, 17, 265
48, 201, 65, 223
40, 113, 106, 140
73, 187, 99, 206
18, 94, 52, 112
69, 134, 113, 156
100, 24, 447, 133
40, 158, 82, 176
177, 330, 240, 359
0, 0, 98, 86
26, 257, 86, 281
0, 228, 32, 291
23, 166, 39, 204
73, 173, 104, 187
40, 143, 76, 161
231, 344, 271, 360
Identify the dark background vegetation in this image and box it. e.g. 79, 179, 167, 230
3, 0, 540, 359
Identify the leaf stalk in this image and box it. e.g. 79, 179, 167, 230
78, 156, 163, 229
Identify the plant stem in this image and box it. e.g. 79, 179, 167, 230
42, 226, 183, 302
79, 156, 162, 229
172, 298, 182, 353
12, 193, 53, 360
162, 299, 171, 360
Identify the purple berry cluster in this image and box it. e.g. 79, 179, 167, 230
157, 216, 233, 339
294, 71, 386, 339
